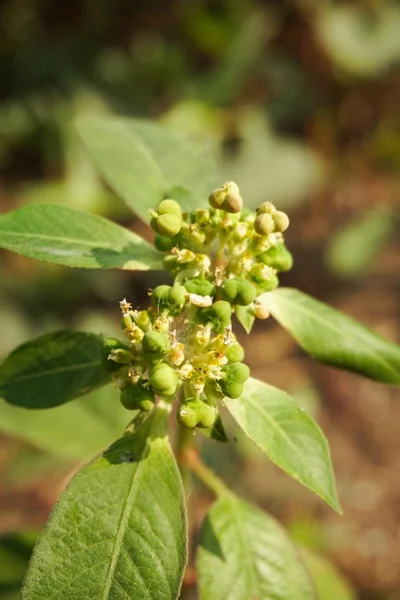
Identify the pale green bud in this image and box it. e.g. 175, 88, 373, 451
226, 343, 245, 362
208, 188, 226, 209
272, 211, 289, 232
142, 331, 170, 362
235, 280, 257, 306
157, 199, 182, 217
156, 214, 182, 237
120, 383, 155, 412
256, 202, 275, 214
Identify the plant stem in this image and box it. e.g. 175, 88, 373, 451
181, 447, 230, 498
176, 425, 194, 494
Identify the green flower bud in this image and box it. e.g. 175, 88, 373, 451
219, 279, 239, 304
222, 362, 250, 384
120, 383, 155, 412
220, 380, 243, 399
184, 278, 216, 297
157, 199, 182, 217
156, 214, 182, 237
254, 213, 275, 236
162, 254, 182, 277
200, 300, 232, 333
258, 243, 293, 272
272, 211, 289, 232
226, 343, 245, 362
235, 280, 257, 306
149, 363, 178, 397
177, 403, 198, 429
142, 331, 170, 362
208, 188, 226, 209
154, 234, 180, 252
256, 202, 275, 214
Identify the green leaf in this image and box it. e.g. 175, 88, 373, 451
197, 496, 315, 600
326, 208, 394, 276
235, 304, 255, 333
0, 204, 162, 270
76, 115, 219, 220
0, 331, 113, 409
0, 385, 129, 460
299, 547, 356, 600
21, 405, 187, 600
225, 377, 341, 512
259, 288, 400, 385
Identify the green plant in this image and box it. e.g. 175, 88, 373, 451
0, 115, 399, 600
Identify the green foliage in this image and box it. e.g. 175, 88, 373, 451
225, 378, 341, 512
197, 496, 315, 600
0, 331, 113, 409
259, 288, 400, 385
0, 205, 162, 270
20, 406, 187, 600
0, 385, 128, 460
1, 113, 398, 600
76, 115, 219, 221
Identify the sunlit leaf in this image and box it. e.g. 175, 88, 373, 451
225, 377, 341, 512
259, 288, 400, 385
0, 204, 161, 270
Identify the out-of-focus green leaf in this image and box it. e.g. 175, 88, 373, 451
0, 205, 162, 270
260, 288, 400, 385
0, 331, 113, 409
76, 115, 219, 220
0, 385, 128, 460
221, 109, 324, 209
326, 208, 395, 276
21, 406, 187, 600
225, 378, 341, 512
316, 4, 400, 77
299, 547, 356, 600
197, 496, 315, 600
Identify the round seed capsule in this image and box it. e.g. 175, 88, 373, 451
184, 278, 216, 297
256, 202, 275, 214
156, 214, 182, 237
177, 403, 198, 429
169, 285, 187, 315
154, 234, 179, 252
152, 285, 171, 311
157, 199, 182, 217
120, 383, 155, 412
222, 193, 243, 214
226, 343, 245, 362
220, 279, 239, 304
222, 362, 250, 384
201, 300, 232, 333
254, 213, 275, 236
197, 402, 217, 428
257, 243, 293, 272
149, 363, 178, 397
272, 211, 289, 232
142, 331, 170, 361
220, 380, 243, 399
235, 280, 257, 306
208, 188, 226, 209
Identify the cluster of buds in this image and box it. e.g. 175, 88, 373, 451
109, 182, 293, 430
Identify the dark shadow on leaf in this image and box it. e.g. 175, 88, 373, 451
199, 514, 225, 561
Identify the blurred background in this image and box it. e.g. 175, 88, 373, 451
0, 0, 399, 598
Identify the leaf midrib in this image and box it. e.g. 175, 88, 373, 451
0, 360, 101, 386
0, 229, 135, 250
268, 291, 399, 380
102, 452, 149, 600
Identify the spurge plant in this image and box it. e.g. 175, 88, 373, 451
0, 116, 399, 600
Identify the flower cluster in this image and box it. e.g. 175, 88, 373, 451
109, 182, 292, 430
